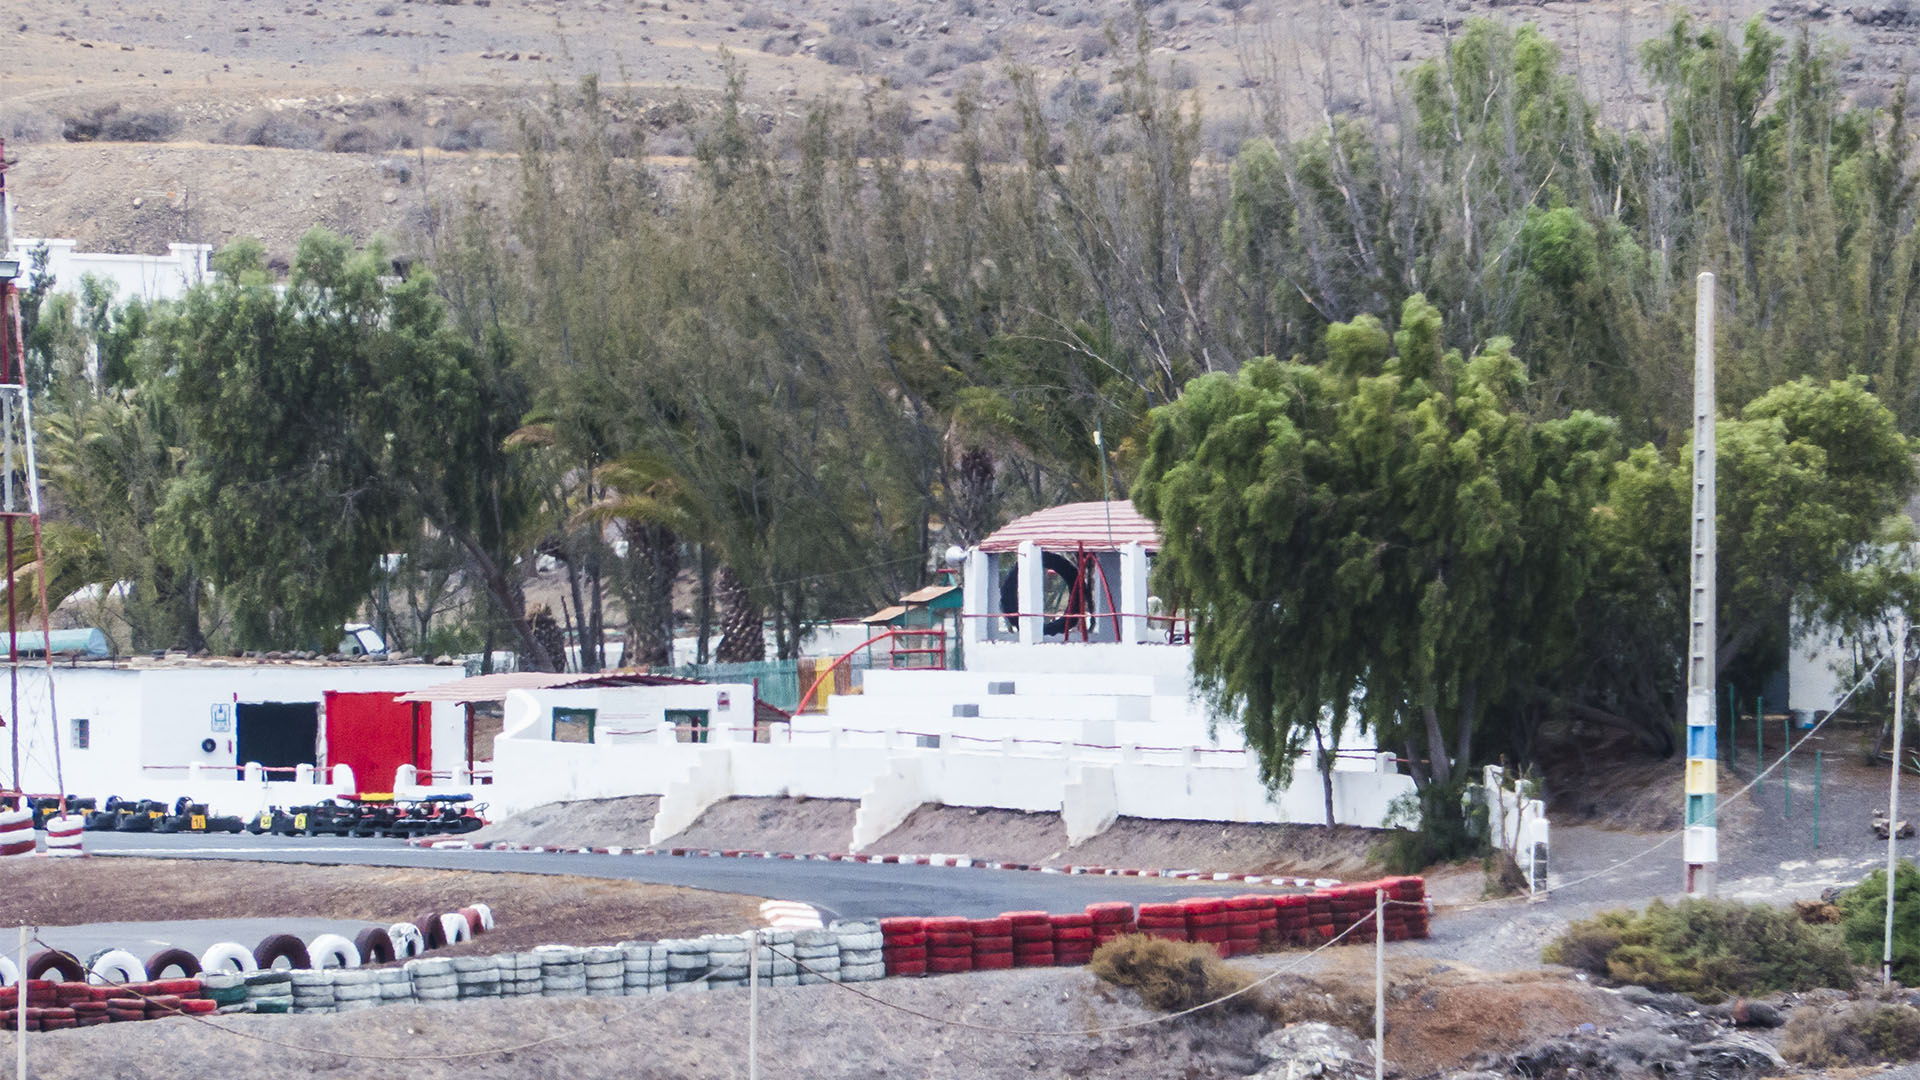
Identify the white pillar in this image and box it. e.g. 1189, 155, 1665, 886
1120, 542, 1149, 644
962, 547, 991, 644
1017, 541, 1045, 645
1684, 270, 1718, 895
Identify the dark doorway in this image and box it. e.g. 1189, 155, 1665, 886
236, 702, 320, 777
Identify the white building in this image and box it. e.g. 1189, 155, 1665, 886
6, 238, 211, 304
4, 656, 471, 817
476, 502, 1417, 847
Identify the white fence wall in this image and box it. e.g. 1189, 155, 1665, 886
9, 238, 211, 304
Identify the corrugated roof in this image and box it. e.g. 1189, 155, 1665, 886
978, 501, 1162, 554
861, 605, 907, 625
395, 670, 702, 704
900, 584, 959, 604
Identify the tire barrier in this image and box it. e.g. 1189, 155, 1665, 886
26, 950, 86, 982
438, 912, 472, 946
144, 947, 202, 980
0, 881, 1430, 1030
0, 808, 34, 857
416, 913, 450, 950
43, 814, 85, 857
471, 903, 496, 932
198, 942, 259, 975
389, 922, 427, 959
353, 926, 397, 966
305, 933, 361, 970
252, 934, 311, 972
85, 950, 147, 987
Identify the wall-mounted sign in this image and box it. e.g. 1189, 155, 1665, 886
210, 703, 231, 733
716, 691, 731, 712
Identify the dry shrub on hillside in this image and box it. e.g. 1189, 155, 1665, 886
1782, 1000, 1920, 1068
1089, 935, 1264, 1017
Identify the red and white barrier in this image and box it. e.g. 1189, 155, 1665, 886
44, 813, 85, 857
0, 808, 33, 857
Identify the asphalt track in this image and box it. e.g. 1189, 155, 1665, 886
84, 834, 1296, 923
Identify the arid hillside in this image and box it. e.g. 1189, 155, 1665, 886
2, 0, 1915, 261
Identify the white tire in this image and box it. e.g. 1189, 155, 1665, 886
438, 913, 471, 946
470, 903, 495, 931
389, 922, 427, 959
0, 956, 16, 987
86, 949, 147, 987
307, 933, 361, 970
199, 942, 259, 974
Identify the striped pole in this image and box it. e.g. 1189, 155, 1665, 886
1684, 271, 1719, 895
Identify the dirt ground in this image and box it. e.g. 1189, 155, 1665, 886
0, 948, 1634, 1080
666, 796, 860, 853
870, 804, 1073, 865
471, 794, 663, 848
1067, 817, 1382, 877
0, 858, 766, 954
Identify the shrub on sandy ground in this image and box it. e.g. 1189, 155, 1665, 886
1542, 898, 1857, 1003
1089, 935, 1262, 1016
1782, 999, 1920, 1067
1839, 863, 1920, 984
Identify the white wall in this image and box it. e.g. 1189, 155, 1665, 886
9, 238, 211, 304
7, 663, 462, 804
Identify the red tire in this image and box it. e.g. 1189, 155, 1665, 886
458, 906, 484, 935
25, 951, 84, 983
144, 949, 201, 980
416, 914, 448, 950
353, 927, 396, 965
251, 934, 310, 971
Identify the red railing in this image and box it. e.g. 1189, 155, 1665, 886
794, 629, 948, 715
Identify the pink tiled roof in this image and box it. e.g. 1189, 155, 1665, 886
977, 501, 1162, 554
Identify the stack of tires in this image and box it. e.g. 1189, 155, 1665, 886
331, 969, 381, 1012
879, 918, 926, 977
1180, 897, 1234, 956
1134, 902, 1188, 942
1049, 913, 1095, 966
453, 956, 502, 1000
968, 917, 1014, 972
1273, 895, 1313, 946
245, 970, 293, 1012
703, 935, 749, 990
289, 970, 335, 1014
534, 946, 585, 997
618, 942, 667, 994
754, 931, 799, 987
663, 939, 709, 992
1086, 902, 1137, 948
199, 972, 249, 1013
922, 917, 973, 975
792, 929, 839, 985
376, 968, 413, 1005
830, 920, 883, 982
499, 952, 543, 997
0, 807, 34, 857
43, 815, 85, 856
1380, 877, 1429, 939
407, 957, 458, 1003
1305, 892, 1335, 941
583, 947, 623, 996
1221, 897, 1273, 956
1005, 911, 1055, 968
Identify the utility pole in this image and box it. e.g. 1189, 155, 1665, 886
1886, 613, 1909, 987
1684, 271, 1719, 895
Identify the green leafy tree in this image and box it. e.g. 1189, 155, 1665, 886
1134, 296, 1618, 815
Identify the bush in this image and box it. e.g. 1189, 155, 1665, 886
1089, 935, 1261, 1016
1783, 1000, 1920, 1067
1839, 862, 1920, 983
1543, 899, 1858, 1003
817, 36, 864, 68
1378, 776, 1490, 874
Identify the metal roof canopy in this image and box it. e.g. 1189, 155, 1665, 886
396, 670, 703, 705
976, 501, 1162, 554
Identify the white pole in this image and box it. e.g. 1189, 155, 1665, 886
1684, 269, 1718, 896
1886, 613, 1909, 987
1374, 888, 1385, 1080
747, 928, 761, 1080
16, 922, 26, 1080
